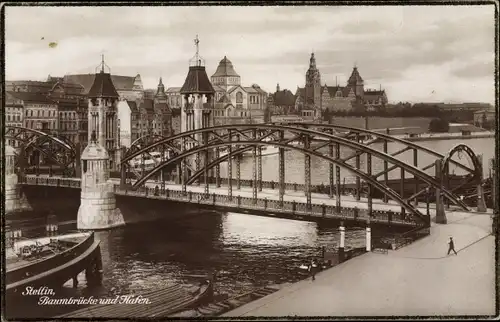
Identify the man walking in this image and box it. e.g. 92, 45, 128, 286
309, 258, 317, 281
447, 237, 457, 255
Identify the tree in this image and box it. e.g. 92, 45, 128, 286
428, 118, 450, 133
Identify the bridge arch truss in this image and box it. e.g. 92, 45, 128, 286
5, 126, 78, 176
120, 124, 475, 226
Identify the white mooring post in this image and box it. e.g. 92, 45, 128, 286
339, 222, 345, 262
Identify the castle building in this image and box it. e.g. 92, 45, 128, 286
295, 54, 388, 115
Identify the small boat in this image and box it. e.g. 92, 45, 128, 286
6, 232, 100, 297
171, 285, 279, 317
59, 278, 213, 318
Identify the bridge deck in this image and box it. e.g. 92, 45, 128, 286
222, 210, 496, 317
20, 175, 479, 227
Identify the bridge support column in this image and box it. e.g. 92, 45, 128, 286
367, 154, 372, 217
413, 148, 419, 206
338, 222, 345, 263
228, 134, 233, 200
383, 129, 389, 203
77, 135, 125, 230
236, 155, 241, 190
434, 159, 447, 224
304, 135, 311, 209
335, 143, 341, 212
329, 141, 334, 198
476, 154, 487, 212
279, 132, 285, 207
355, 133, 361, 201
258, 146, 263, 192
215, 147, 221, 188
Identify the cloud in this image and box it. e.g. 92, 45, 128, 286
451, 60, 495, 78
4, 5, 496, 104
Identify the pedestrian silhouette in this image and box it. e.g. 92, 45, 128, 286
447, 237, 457, 255
309, 258, 317, 281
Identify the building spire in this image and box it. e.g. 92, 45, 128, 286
309, 52, 316, 69
194, 35, 200, 66
189, 34, 205, 67
95, 54, 110, 74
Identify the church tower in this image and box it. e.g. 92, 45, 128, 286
87, 56, 120, 169
347, 65, 365, 99
154, 77, 172, 137
305, 52, 321, 108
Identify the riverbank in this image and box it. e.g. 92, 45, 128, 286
222, 209, 496, 317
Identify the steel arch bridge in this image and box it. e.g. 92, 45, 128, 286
5, 126, 78, 176
119, 124, 476, 226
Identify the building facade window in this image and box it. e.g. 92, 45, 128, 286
236, 92, 243, 103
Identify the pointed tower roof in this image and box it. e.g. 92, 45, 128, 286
211, 56, 240, 78
181, 36, 215, 94
155, 77, 166, 97
309, 52, 317, 69
348, 66, 364, 84
88, 55, 119, 98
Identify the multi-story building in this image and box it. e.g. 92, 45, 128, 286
117, 99, 140, 148
6, 80, 55, 94
268, 83, 298, 116
295, 54, 388, 115
47, 81, 88, 145
62, 73, 144, 101
152, 78, 173, 137
166, 87, 183, 110
6, 91, 58, 135
167, 55, 267, 126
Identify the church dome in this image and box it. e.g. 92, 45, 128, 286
211, 56, 240, 78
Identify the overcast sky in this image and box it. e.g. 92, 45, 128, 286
5, 5, 495, 104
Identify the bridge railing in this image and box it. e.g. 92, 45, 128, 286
19, 175, 423, 227
19, 175, 81, 189
112, 184, 421, 227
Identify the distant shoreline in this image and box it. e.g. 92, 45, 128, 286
399, 133, 494, 142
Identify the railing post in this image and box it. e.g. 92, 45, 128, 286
189, 190, 192, 202
292, 200, 296, 214
213, 192, 216, 205
264, 197, 268, 209
366, 218, 372, 252
237, 195, 241, 207
166, 188, 169, 198
322, 203, 326, 218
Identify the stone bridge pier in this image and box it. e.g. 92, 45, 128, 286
5, 144, 31, 214
77, 134, 125, 230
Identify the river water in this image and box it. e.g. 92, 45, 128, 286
223, 136, 496, 184
5, 136, 495, 318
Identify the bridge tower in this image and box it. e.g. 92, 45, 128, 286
87, 55, 121, 170
77, 131, 125, 230
179, 35, 216, 186
180, 35, 215, 137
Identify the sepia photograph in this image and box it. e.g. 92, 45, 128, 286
2, 2, 498, 319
